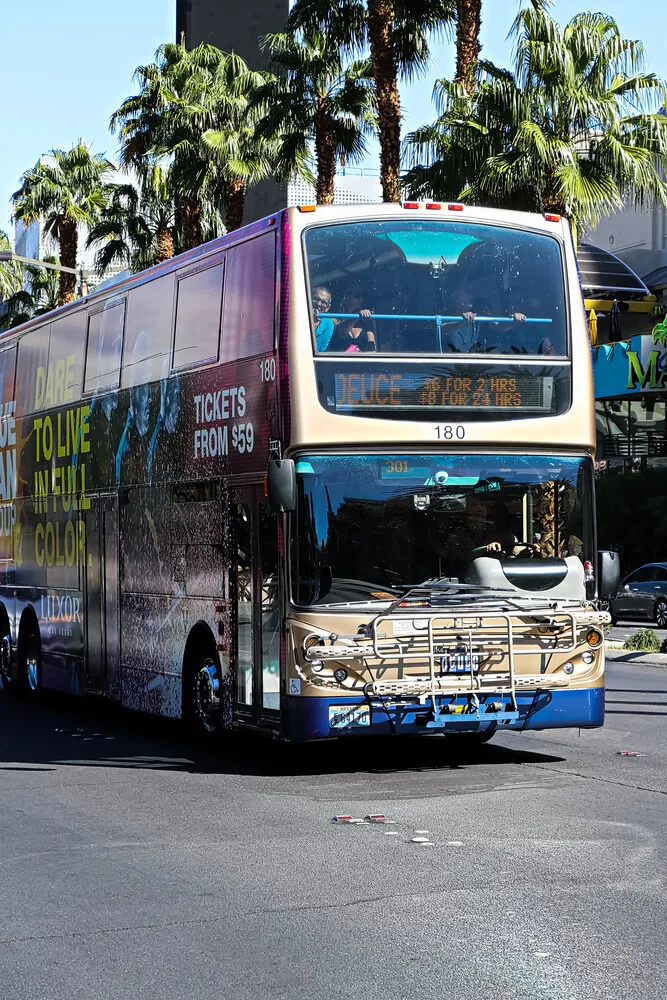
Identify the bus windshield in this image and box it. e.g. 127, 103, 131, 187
305, 220, 567, 357
291, 454, 594, 607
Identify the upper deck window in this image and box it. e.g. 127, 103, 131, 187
85, 298, 126, 395
173, 262, 224, 370
304, 221, 567, 357
221, 233, 276, 363
122, 274, 175, 389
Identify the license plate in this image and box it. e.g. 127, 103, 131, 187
329, 705, 371, 729
441, 653, 481, 674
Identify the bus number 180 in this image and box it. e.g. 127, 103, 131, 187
435, 425, 465, 440
259, 357, 276, 382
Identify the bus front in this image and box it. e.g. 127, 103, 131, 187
278, 204, 615, 742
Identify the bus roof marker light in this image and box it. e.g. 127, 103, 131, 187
298, 205, 317, 213
448, 204, 464, 211
425, 203, 441, 210
403, 202, 419, 209
544, 213, 561, 222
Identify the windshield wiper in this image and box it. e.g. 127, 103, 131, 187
386, 580, 553, 613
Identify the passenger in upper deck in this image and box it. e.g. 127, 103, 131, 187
502, 289, 555, 355
312, 285, 336, 352
326, 287, 377, 353
442, 278, 490, 352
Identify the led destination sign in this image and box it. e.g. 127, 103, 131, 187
332, 371, 554, 412
315, 361, 568, 421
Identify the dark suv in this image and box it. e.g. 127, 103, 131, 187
610, 563, 667, 626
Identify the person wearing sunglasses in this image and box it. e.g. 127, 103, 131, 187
312, 286, 336, 352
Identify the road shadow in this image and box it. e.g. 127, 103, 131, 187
0, 692, 565, 778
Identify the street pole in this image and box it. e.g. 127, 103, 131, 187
0, 250, 87, 301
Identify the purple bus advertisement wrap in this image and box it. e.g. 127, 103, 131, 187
0, 205, 614, 743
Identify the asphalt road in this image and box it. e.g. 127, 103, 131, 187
1, 662, 666, 1000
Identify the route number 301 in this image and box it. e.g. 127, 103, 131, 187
435, 425, 465, 439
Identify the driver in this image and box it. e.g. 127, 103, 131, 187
464, 495, 539, 559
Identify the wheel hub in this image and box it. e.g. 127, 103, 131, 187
26, 656, 39, 692
193, 659, 221, 732
0, 635, 11, 678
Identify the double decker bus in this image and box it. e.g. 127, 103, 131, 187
0, 203, 618, 741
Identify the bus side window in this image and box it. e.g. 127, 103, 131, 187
50, 311, 86, 403
122, 274, 175, 390
15, 324, 50, 417
0, 346, 17, 407
172, 261, 224, 370
221, 233, 276, 362
85, 298, 126, 394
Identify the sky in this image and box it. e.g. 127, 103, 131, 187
0, 0, 665, 236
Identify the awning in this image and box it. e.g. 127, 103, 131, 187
641, 266, 667, 291
577, 243, 649, 299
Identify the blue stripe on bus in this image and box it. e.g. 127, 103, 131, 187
281, 687, 605, 741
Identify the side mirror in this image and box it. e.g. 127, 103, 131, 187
267, 458, 296, 513
598, 549, 621, 600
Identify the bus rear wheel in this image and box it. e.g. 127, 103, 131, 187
184, 643, 223, 740
0, 612, 15, 694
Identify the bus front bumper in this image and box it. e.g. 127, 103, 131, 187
281, 686, 604, 741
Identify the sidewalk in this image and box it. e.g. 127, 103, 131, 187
605, 646, 667, 668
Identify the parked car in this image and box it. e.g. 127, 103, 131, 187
610, 563, 667, 626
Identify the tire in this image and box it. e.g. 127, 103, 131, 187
0, 613, 16, 695
18, 616, 41, 696
183, 642, 223, 740
655, 599, 667, 628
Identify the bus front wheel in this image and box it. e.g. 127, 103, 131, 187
183, 636, 223, 740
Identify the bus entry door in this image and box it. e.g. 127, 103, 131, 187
234, 487, 281, 723
84, 495, 120, 696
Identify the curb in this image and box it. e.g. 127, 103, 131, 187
605, 648, 667, 668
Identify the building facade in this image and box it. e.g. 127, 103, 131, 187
585, 197, 667, 303
176, 0, 289, 221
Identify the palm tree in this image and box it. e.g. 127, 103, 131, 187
178, 51, 284, 232
255, 30, 374, 205
454, 0, 482, 93
0, 230, 24, 302
11, 142, 113, 304
112, 41, 211, 250
286, 0, 455, 203
406, 9, 667, 230
87, 168, 175, 275
0, 255, 60, 331
113, 43, 283, 243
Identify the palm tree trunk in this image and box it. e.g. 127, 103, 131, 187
542, 172, 566, 217
225, 179, 246, 232
455, 0, 482, 94
367, 0, 402, 203
155, 225, 175, 263
58, 220, 78, 305
314, 100, 336, 205
180, 195, 203, 250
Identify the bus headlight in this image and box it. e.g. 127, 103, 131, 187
304, 634, 324, 657
563, 662, 575, 675
334, 668, 348, 684
310, 660, 324, 673
582, 651, 595, 665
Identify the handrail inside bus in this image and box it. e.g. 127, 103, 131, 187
327, 313, 553, 324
